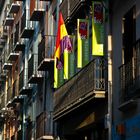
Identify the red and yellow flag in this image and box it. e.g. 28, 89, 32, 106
54, 12, 72, 88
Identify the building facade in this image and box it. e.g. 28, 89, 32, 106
0, 0, 54, 139
0, 0, 139, 140
53, 0, 108, 140
111, 0, 140, 140
0, 0, 108, 140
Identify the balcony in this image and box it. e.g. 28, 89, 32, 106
60, 0, 86, 22
3, 63, 12, 70
9, 80, 24, 105
119, 39, 140, 111
14, 22, 26, 51
14, 41, 25, 52
19, 69, 32, 95
7, 80, 18, 108
0, 36, 6, 46
38, 36, 55, 71
20, 8, 34, 38
9, 1, 20, 14
8, 52, 19, 61
4, 16, 14, 26
0, 26, 8, 45
11, 95, 24, 104
3, 26, 8, 38
7, 86, 12, 105
59, 0, 70, 22
12, 80, 18, 97
0, 70, 7, 81
2, 49, 12, 70
0, 26, 7, 46
8, 38, 19, 61
3, 4, 14, 26
54, 57, 106, 119
28, 54, 43, 84
30, 0, 46, 21
36, 112, 53, 140
26, 121, 32, 140
0, 93, 5, 110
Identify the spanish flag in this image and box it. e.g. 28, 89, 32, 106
54, 12, 72, 88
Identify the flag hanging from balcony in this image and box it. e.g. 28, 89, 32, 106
77, 19, 90, 68
64, 35, 76, 79
92, 1, 104, 56
54, 12, 72, 88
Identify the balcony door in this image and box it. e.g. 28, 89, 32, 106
123, 6, 136, 64
121, 6, 136, 99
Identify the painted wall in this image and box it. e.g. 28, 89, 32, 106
113, 114, 140, 140
112, 0, 140, 139
112, 0, 137, 124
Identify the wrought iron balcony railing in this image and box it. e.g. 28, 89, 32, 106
9, 0, 20, 14
6, 79, 22, 106
14, 21, 25, 52
36, 112, 48, 139
7, 86, 12, 104
19, 68, 32, 95
12, 80, 18, 98
3, 4, 14, 26
0, 92, 5, 110
0, 35, 6, 46
26, 121, 32, 140
3, 26, 8, 38
2, 48, 13, 71
59, 0, 70, 22
14, 23, 19, 45
38, 35, 55, 71
28, 54, 37, 79
119, 39, 140, 103
0, 68, 6, 82
30, 0, 46, 21
19, 69, 24, 91
20, 8, 34, 38
7, 36, 14, 53
54, 57, 106, 118
60, 0, 86, 22
8, 37, 19, 61
0, 26, 8, 46
28, 54, 43, 83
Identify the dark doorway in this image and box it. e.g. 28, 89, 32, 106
123, 6, 136, 64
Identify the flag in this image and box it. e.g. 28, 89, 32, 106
64, 35, 76, 79
54, 12, 72, 88
77, 19, 90, 68
92, 1, 104, 56
55, 12, 72, 70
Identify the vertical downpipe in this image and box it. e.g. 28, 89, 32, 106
53, 0, 60, 137
107, 0, 113, 139
68, 0, 70, 19
22, 96, 26, 140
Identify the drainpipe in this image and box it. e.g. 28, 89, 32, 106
53, 0, 60, 138
107, 0, 112, 140
22, 97, 26, 140
108, 81, 112, 140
